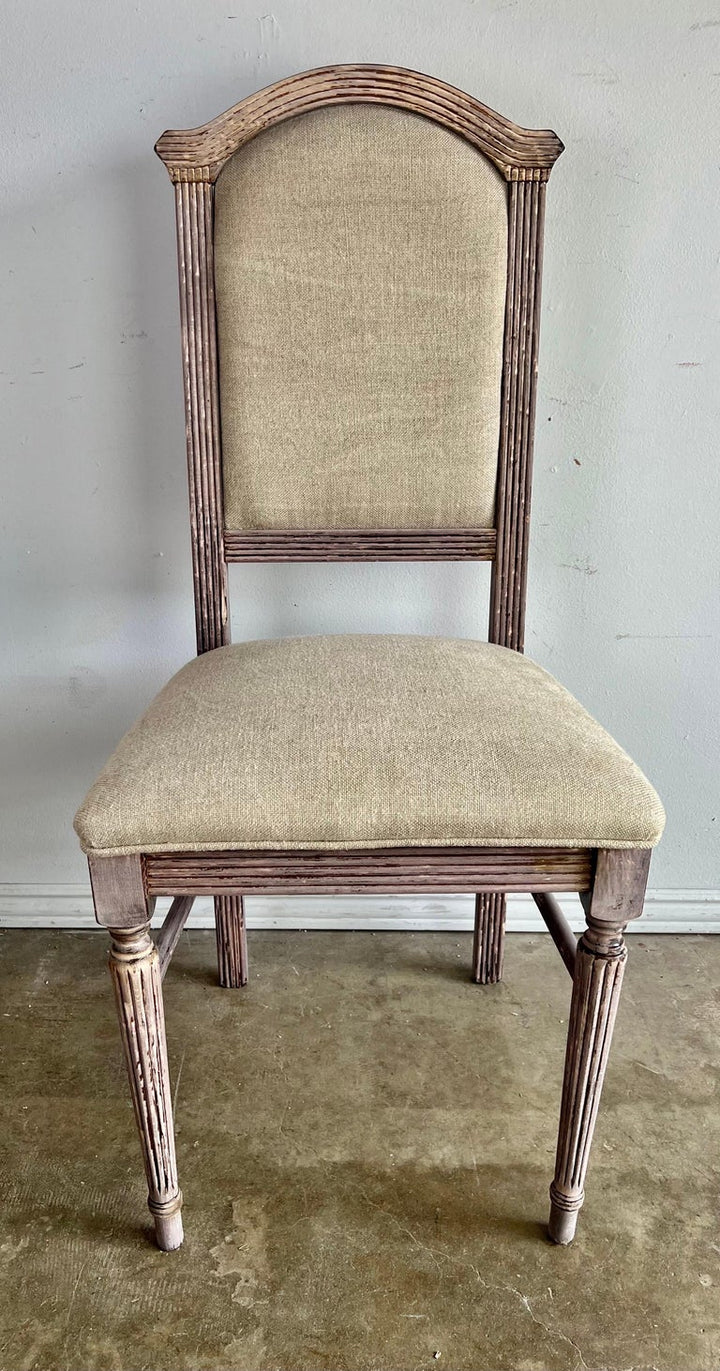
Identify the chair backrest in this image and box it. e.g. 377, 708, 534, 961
155, 65, 563, 656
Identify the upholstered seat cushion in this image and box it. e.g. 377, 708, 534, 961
74, 635, 665, 856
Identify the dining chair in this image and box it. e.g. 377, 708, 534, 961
74, 64, 664, 1252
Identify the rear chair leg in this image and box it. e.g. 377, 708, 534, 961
548, 849, 651, 1244
215, 895, 248, 988
472, 893, 506, 983
89, 854, 183, 1250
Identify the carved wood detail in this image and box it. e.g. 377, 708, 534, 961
222, 529, 497, 562
489, 178, 546, 653
144, 846, 593, 897
214, 895, 248, 988
174, 175, 229, 654
108, 923, 183, 1250
472, 892, 506, 983
548, 848, 650, 1243
155, 64, 564, 184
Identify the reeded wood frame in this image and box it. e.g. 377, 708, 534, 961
154, 62, 564, 655
87, 67, 656, 1253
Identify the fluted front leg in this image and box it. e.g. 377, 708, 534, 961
548, 916, 626, 1242
548, 849, 651, 1244
472, 893, 506, 983
109, 924, 183, 1250
214, 895, 248, 988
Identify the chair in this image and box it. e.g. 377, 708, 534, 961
74, 64, 664, 1252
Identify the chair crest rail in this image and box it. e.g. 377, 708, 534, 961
155, 64, 564, 183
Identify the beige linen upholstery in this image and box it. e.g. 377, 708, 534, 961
74, 635, 665, 856
214, 105, 508, 531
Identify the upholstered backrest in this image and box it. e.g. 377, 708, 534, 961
156, 66, 563, 653
214, 105, 508, 531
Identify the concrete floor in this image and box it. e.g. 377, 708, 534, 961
1, 929, 719, 1371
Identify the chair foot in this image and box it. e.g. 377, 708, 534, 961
150, 1194, 184, 1251
214, 895, 248, 987
548, 1189, 581, 1244
472, 893, 506, 983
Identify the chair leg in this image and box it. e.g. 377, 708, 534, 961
472, 892, 506, 983
214, 895, 248, 988
108, 923, 183, 1250
548, 849, 651, 1243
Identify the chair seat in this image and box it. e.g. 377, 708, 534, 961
74, 634, 665, 856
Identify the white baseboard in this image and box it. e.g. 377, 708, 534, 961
0, 886, 718, 934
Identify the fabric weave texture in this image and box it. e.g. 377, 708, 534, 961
214, 104, 508, 531
74, 635, 665, 857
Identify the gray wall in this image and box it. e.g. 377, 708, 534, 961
2, 0, 718, 894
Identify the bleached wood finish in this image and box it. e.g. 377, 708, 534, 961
155, 64, 563, 183
581, 847, 652, 925
472, 892, 506, 983
214, 895, 248, 988
489, 177, 546, 655
144, 846, 594, 897
157, 895, 194, 980
90, 855, 183, 1249
476, 166, 548, 976
532, 891, 577, 976
548, 849, 651, 1243
88, 852, 150, 929
174, 176, 229, 655
223, 529, 497, 562
109, 924, 183, 1250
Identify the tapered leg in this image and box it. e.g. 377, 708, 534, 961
214, 895, 248, 988
548, 915, 626, 1242
109, 923, 183, 1250
472, 892, 506, 983
548, 849, 651, 1243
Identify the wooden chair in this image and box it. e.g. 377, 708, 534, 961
74, 65, 664, 1252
